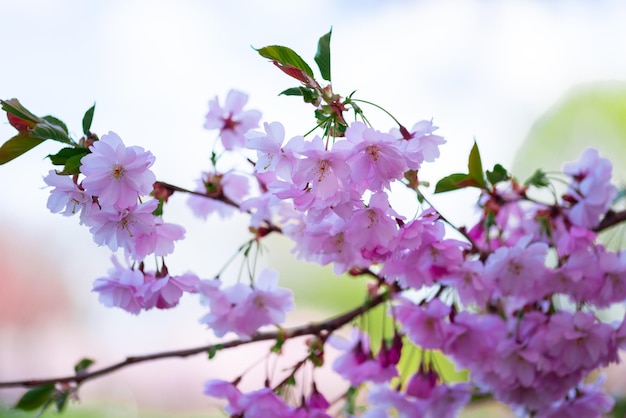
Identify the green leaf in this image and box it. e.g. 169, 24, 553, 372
48, 147, 89, 166
525, 168, 550, 188
486, 163, 509, 185
31, 120, 72, 144
58, 153, 86, 175
256, 45, 314, 77
82, 103, 96, 135
1, 98, 42, 124
0, 132, 46, 165
279, 87, 305, 96
42, 115, 69, 135
13, 384, 56, 411
207, 344, 223, 360
152, 199, 164, 217
467, 141, 486, 188
54, 391, 70, 412
271, 332, 286, 353
74, 357, 95, 374
342, 386, 359, 415
434, 173, 479, 193
314, 29, 332, 82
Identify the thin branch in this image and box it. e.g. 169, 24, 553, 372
594, 209, 626, 233
0, 289, 392, 389
154, 180, 282, 235
154, 181, 240, 209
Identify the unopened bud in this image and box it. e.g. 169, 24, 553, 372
6, 112, 35, 132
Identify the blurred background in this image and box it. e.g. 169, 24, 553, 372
2, 0, 626, 416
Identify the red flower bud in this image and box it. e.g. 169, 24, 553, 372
6, 112, 35, 132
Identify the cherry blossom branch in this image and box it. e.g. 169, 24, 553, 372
154, 181, 240, 208
595, 208, 626, 233
153, 180, 283, 235
0, 287, 393, 389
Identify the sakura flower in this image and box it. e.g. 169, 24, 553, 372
203, 379, 244, 416
562, 148, 616, 229
537, 377, 615, 418
187, 171, 249, 219
484, 235, 549, 303
330, 328, 397, 386
198, 270, 294, 338
92, 257, 145, 314
43, 170, 94, 223
80, 131, 156, 209
228, 269, 295, 337
395, 298, 454, 351
204, 89, 261, 150
392, 120, 446, 170
246, 121, 299, 180
141, 272, 199, 310
131, 218, 185, 260
237, 388, 294, 417
291, 135, 351, 206
88, 199, 158, 253
337, 122, 407, 192
363, 384, 425, 418
198, 280, 251, 337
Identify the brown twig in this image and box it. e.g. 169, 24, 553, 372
594, 209, 626, 233
0, 289, 392, 389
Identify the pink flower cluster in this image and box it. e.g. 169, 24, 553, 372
197, 269, 294, 339
204, 379, 331, 418
92, 257, 200, 314
243, 120, 446, 274
44, 132, 187, 311
199, 90, 624, 416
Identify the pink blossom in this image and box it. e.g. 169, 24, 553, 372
198, 281, 251, 337
330, 328, 397, 386
228, 269, 295, 337
337, 122, 408, 192
92, 257, 145, 314
204, 89, 261, 150
187, 171, 249, 219
291, 136, 351, 206
88, 199, 158, 253
562, 148, 616, 228
237, 388, 294, 417
543, 311, 615, 371
537, 378, 615, 418
198, 270, 294, 338
131, 218, 185, 260
80, 131, 156, 209
392, 120, 446, 170
405, 364, 438, 399
395, 298, 454, 350
141, 272, 199, 309
203, 379, 244, 416
246, 121, 297, 179
43, 170, 94, 223
440, 259, 490, 306
346, 192, 400, 254
484, 235, 549, 302
364, 384, 425, 418
425, 383, 471, 418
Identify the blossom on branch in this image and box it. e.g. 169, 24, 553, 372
204, 89, 261, 150
80, 131, 156, 209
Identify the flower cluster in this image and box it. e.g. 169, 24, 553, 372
7, 32, 626, 417
194, 88, 624, 417
43, 132, 188, 312
92, 257, 200, 314
197, 269, 294, 339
